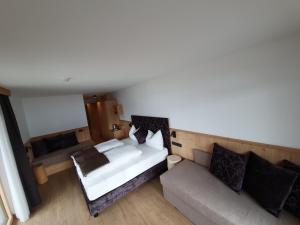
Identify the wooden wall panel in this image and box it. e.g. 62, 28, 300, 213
171, 128, 300, 165
119, 120, 130, 138
0, 86, 11, 96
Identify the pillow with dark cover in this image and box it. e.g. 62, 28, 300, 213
45, 135, 64, 152
31, 140, 49, 158
133, 128, 148, 144
279, 160, 300, 217
243, 152, 298, 217
45, 132, 79, 152
209, 143, 248, 193
61, 132, 79, 148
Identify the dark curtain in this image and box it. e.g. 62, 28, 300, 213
0, 95, 41, 209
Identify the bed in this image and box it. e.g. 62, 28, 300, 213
74, 115, 171, 217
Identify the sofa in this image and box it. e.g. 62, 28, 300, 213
28, 130, 94, 175
160, 151, 300, 225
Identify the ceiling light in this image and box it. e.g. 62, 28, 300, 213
63, 77, 72, 82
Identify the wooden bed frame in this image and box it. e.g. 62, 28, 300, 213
77, 115, 171, 217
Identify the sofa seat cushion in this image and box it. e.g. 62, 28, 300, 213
32, 140, 94, 166
160, 160, 300, 225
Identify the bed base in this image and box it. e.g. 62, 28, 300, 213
78, 160, 167, 217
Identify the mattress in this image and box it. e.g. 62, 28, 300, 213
74, 138, 168, 201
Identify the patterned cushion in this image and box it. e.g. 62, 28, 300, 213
244, 153, 298, 217
133, 128, 148, 144
45, 135, 64, 152
31, 140, 49, 158
209, 143, 248, 193
61, 132, 79, 148
280, 160, 300, 217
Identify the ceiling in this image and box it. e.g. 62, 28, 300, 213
1, 0, 300, 96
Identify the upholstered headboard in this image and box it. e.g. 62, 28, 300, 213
131, 115, 171, 154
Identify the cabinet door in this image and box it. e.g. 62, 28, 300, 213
0, 182, 12, 225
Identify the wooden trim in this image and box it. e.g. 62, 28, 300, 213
170, 128, 300, 165
0, 86, 11, 96
45, 160, 74, 176
32, 164, 48, 184
0, 181, 13, 225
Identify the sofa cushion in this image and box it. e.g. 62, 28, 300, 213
45, 135, 64, 152
61, 132, 79, 148
32, 140, 94, 166
31, 140, 49, 158
280, 160, 300, 217
160, 160, 300, 225
193, 149, 212, 168
243, 152, 298, 217
210, 143, 248, 193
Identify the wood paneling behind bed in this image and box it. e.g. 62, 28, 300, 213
118, 120, 300, 164
171, 128, 300, 165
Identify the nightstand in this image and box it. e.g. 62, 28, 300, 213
167, 155, 182, 170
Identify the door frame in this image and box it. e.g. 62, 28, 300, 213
0, 181, 13, 225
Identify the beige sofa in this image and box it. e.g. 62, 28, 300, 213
160, 159, 300, 225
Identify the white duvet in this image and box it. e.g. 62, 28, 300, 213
74, 143, 142, 181
94, 138, 124, 153
73, 138, 168, 200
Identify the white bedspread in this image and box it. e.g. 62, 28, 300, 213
74, 138, 168, 201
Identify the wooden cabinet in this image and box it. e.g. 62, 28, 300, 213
85, 98, 123, 142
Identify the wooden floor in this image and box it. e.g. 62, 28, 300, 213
14, 169, 192, 225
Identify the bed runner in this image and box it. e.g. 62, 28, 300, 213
72, 147, 109, 176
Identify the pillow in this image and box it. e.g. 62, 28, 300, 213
31, 140, 49, 158
133, 128, 148, 144
279, 160, 300, 217
45, 135, 64, 152
61, 132, 79, 148
129, 125, 139, 142
243, 152, 298, 217
146, 130, 164, 150
209, 143, 248, 193
193, 149, 212, 168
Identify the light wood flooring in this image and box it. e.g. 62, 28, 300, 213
14, 169, 192, 225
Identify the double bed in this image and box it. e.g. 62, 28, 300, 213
73, 115, 171, 216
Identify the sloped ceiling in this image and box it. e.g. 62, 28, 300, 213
1, 0, 300, 96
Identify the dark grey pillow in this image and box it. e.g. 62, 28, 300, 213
61, 132, 79, 148
244, 153, 298, 217
279, 160, 300, 217
133, 128, 148, 144
45, 135, 64, 152
31, 140, 49, 158
209, 143, 248, 193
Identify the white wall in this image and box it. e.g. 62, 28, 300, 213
114, 33, 300, 148
22, 95, 88, 137
10, 96, 30, 142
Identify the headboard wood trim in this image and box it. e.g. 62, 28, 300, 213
171, 128, 300, 165
131, 115, 171, 154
